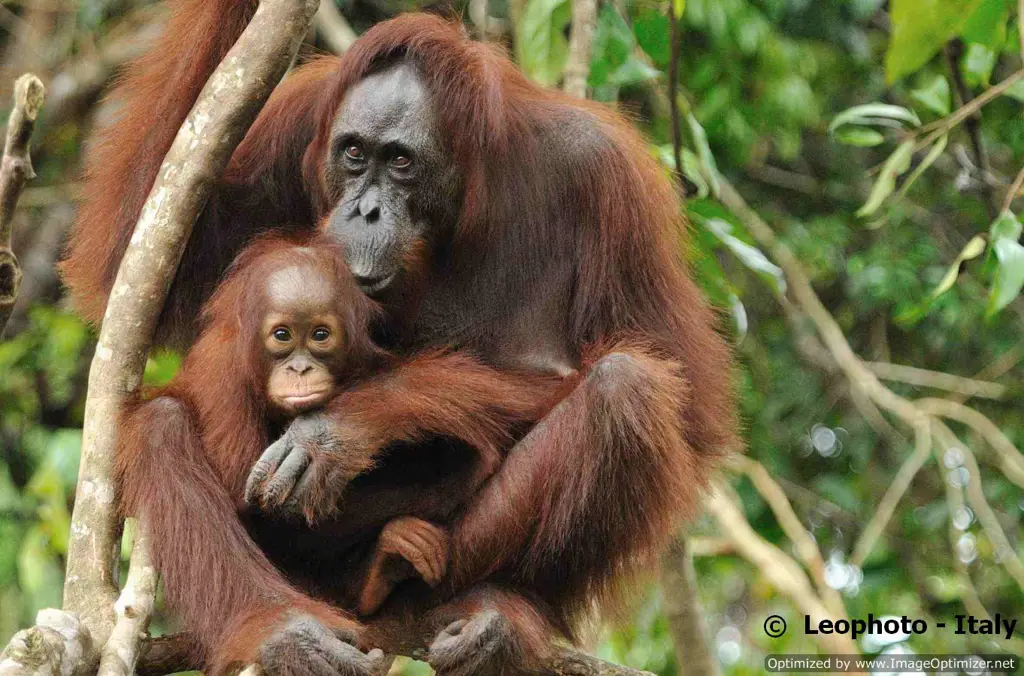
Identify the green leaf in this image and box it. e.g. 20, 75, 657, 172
834, 127, 886, 147
588, 5, 633, 88
962, 43, 996, 86
656, 146, 710, 198
886, 0, 983, 83
703, 218, 787, 295
988, 238, 1024, 315
633, 8, 670, 66
516, 0, 572, 88
1004, 78, 1024, 102
856, 140, 915, 217
898, 133, 948, 196
829, 103, 921, 132
935, 235, 988, 297
960, 0, 1010, 47
686, 113, 721, 195
897, 235, 987, 323
989, 210, 1023, 242
910, 75, 952, 116
674, 0, 685, 20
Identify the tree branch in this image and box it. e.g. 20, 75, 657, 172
562, 0, 597, 98
865, 361, 1008, 400
660, 537, 721, 676
706, 481, 858, 655
53, 0, 320, 670
0, 73, 44, 337
314, 0, 356, 55
97, 527, 157, 676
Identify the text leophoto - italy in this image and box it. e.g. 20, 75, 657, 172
803, 612, 1017, 640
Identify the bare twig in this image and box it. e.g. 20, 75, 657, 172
865, 361, 1008, 400
916, 397, 1024, 488
917, 70, 1024, 150
931, 420, 1024, 591
59, 0, 320, 666
660, 537, 721, 676
1002, 166, 1024, 214
850, 419, 932, 568
734, 458, 847, 618
0, 73, 44, 337
562, 0, 597, 98
707, 481, 858, 655
946, 40, 998, 217
314, 0, 356, 55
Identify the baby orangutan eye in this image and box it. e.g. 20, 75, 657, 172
272, 327, 292, 342
311, 327, 331, 342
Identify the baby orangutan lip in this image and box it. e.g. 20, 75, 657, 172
281, 390, 331, 410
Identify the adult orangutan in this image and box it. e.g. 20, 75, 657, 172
62, 2, 736, 674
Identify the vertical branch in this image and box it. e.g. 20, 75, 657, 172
315, 0, 356, 54
60, 0, 320, 662
563, 0, 597, 98
945, 40, 998, 218
0, 73, 44, 337
97, 528, 157, 676
667, 1, 684, 194
660, 537, 721, 676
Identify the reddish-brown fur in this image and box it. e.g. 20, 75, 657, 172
65, 2, 736, 672
116, 235, 560, 671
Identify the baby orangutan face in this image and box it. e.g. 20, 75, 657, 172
262, 262, 347, 417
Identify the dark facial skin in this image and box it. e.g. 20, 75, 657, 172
323, 62, 460, 298
262, 263, 347, 417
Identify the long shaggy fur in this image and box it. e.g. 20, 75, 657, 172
64, 4, 736, 670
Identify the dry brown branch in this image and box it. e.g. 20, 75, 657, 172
58, 0, 321, 667
660, 537, 721, 676
865, 361, 1008, 400
707, 481, 858, 655
850, 420, 932, 568
734, 457, 847, 619
0, 73, 44, 337
562, 0, 597, 98
314, 0, 356, 54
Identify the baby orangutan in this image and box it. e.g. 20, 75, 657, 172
116, 234, 562, 667
247, 242, 450, 614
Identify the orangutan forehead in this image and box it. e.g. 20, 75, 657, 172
263, 263, 335, 314
333, 62, 437, 145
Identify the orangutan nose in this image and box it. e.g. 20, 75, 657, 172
287, 357, 313, 375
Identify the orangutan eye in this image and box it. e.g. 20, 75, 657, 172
272, 327, 292, 342
311, 327, 331, 342
390, 154, 412, 170
344, 144, 365, 162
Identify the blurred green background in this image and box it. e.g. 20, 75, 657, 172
1, 0, 1023, 673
